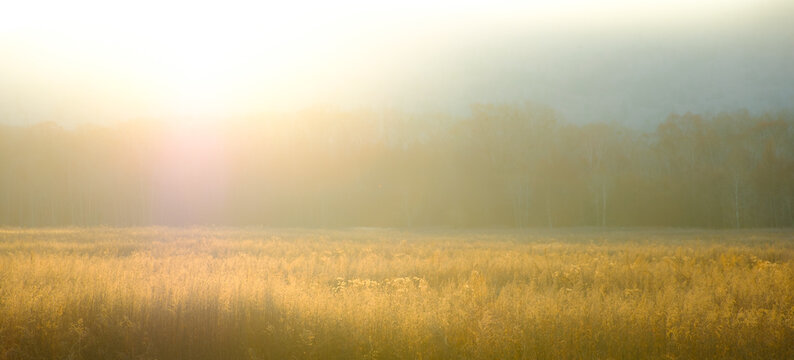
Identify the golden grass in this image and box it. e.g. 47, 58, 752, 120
1, 228, 793, 359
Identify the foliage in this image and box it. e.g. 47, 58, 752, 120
1, 106, 792, 227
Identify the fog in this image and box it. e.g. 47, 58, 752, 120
1, 0, 792, 127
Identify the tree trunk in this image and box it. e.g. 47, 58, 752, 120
545, 196, 553, 228
733, 176, 741, 228
601, 182, 607, 227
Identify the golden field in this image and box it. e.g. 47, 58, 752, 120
1, 228, 793, 359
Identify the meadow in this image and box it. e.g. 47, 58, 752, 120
1, 228, 793, 359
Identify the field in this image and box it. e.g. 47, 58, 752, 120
1, 228, 793, 359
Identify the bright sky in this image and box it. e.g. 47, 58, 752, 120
0, 0, 787, 126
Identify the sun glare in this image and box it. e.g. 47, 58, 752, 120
2, 1, 794, 358
0, 0, 774, 122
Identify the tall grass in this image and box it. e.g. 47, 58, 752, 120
1, 228, 793, 359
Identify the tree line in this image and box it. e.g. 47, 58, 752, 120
1, 103, 792, 227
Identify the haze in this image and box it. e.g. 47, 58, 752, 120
3, 3, 794, 357
1, 0, 792, 127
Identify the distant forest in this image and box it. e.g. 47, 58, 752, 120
1, 104, 792, 228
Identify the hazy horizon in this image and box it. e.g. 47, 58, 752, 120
3, 3, 794, 357
2, 0, 793, 128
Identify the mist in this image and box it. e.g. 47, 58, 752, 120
1, 0, 792, 127
2, 0, 794, 226
4, 2, 794, 358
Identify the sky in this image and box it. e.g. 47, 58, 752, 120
0, 0, 792, 127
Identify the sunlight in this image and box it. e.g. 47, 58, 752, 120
0, 0, 761, 121
1, 0, 793, 358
